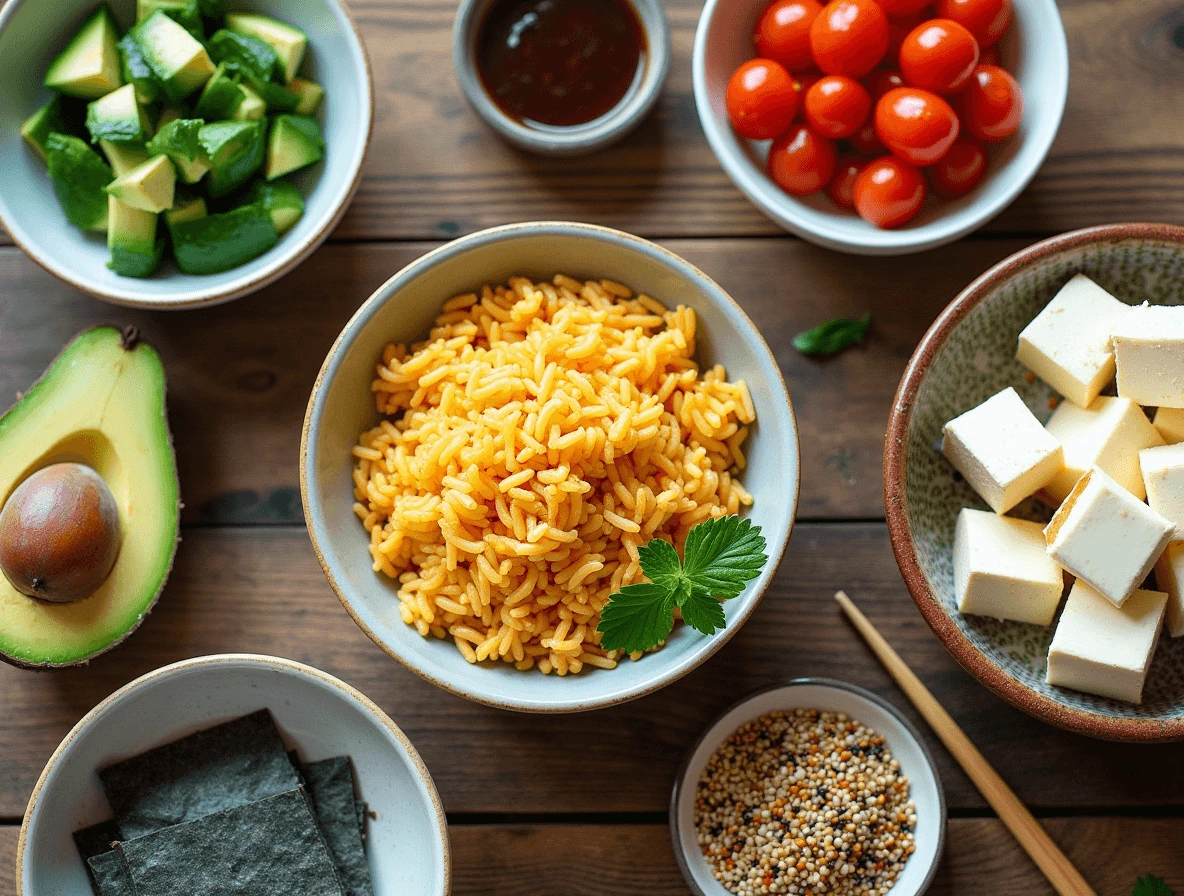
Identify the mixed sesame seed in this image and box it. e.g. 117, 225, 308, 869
694, 709, 917, 896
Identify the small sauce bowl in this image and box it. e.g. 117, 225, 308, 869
452, 0, 671, 157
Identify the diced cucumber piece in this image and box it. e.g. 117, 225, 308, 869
170, 204, 278, 274
199, 119, 265, 197
45, 133, 112, 231
246, 178, 303, 233
45, 5, 123, 99
136, 0, 203, 39
147, 118, 209, 184
233, 85, 267, 121
86, 84, 152, 147
193, 62, 243, 120
107, 195, 162, 277
207, 29, 277, 84
289, 78, 324, 116
21, 99, 76, 161
225, 13, 308, 83
266, 114, 324, 180
105, 154, 175, 213
165, 195, 207, 226
132, 11, 215, 102
100, 140, 151, 176
118, 32, 163, 105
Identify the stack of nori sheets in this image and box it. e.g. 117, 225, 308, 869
73, 710, 374, 896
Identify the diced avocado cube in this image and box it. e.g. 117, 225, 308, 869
105, 154, 176, 213
246, 178, 303, 233
252, 79, 299, 113
193, 62, 243, 120
136, 0, 203, 39
199, 119, 265, 197
86, 84, 152, 147
133, 11, 215, 102
107, 196, 162, 278
165, 195, 207, 226
233, 85, 267, 121
45, 5, 123, 99
207, 29, 278, 84
100, 140, 151, 176
147, 118, 209, 184
225, 13, 308, 83
288, 78, 324, 116
45, 133, 112, 231
118, 32, 163, 105
266, 114, 324, 180
21, 99, 73, 161
170, 204, 278, 275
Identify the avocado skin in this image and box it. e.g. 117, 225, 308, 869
46, 133, 113, 230
199, 120, 265, 197
245, 178, 303, 233
147, 118, 204, 164
110, 241, 164, 278
197, 0, 225, 17
194, 63, 243, 120
170, 205, 278, 274
21, 98, 86, 160
208, 29, 277, 83
119, 33, 163, 104
251, 79, 299, 113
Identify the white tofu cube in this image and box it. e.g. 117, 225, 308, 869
954, 508, 1065, 625
1016, 274, 1129, 407
1141, 442, 1184, 531
1153, 541, 1184, 638
1153, 407, 1184, 444
1043, 396, 1163, 503
942, 388, 1063, 514
1112, 304, 1184, 408
1046, 580, 1167, 704
1045, 466, 1174, 607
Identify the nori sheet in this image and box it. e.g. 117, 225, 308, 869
85, 850, 135, 896
118, 789, 346, 896
302, 757, 374, 896
98, 709, 301, 839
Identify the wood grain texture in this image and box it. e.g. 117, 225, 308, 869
4, 524, 1184, 819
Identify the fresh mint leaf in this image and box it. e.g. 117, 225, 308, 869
638, 537, 681, 583
682, 515, 767, 600
793, 313, 870, 357
597, 582, 676, 654
1133, 876, 1174, 896
680, 586, 727, 636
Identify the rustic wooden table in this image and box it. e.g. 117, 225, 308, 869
3, 0, 1184, 892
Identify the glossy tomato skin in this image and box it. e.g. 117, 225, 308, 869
866, 69, 905, 101
899, 19, 979, 93
805, 75, 872, 138
755, 0, 825, 71
875, 87, 960, 165
854, 156, 927, 227
962, 64, 1022, 140
934, 0, 1011, 46
885, 9, 928, 65
979, 45, 1001, 67
929, 137, 987, 197
877, 0, 932, 15
768, 124, 838, 195
828, 153, 865, 208
850, 120, 885, 154
809, 0, 889, 78
726, 59, 800, 139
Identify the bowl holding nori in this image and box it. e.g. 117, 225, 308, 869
18, 654, 450, 895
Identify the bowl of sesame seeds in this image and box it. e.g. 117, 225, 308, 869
671, 678, 946, 896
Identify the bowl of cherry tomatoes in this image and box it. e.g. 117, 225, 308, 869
692, 0, 1067, 255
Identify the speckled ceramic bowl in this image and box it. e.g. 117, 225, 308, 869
886, 223, 1184, 742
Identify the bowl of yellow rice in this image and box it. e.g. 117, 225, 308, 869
301, 221, 798, 712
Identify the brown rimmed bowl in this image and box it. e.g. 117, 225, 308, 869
885, 223, 1184, 742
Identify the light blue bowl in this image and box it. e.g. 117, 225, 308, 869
301, 222, 800, 713
0, 0, 372, 308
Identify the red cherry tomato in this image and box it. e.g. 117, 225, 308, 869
866, 69, 906, 101
726, 59, 801, 139
850, 120, 884, 154
877, 0, 932, 15
875, 87, 959, 165
805, 75, 871, 138
928, 137, 986, 197
979, 45, 1001, 66
899, 19, 979, 93
934, 0, 1011, 46
809, 0, 889, 77
885, 10, 928, 65
755, 0, 825, 71
962, 64, 1022, 140
854, 156, 927, 227
828, 153, 865, 208
767, 124, 837, 194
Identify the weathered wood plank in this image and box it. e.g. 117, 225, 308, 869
3, 524, 1183, 819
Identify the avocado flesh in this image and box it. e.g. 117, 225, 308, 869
246, 178, 303, 233
170, 205, 277, 274
0, 327, 179, 668
207, 29, 277, 84
193, 62, 243, 121
21, 99, 74, 161
165, 195, 206, 225
233, 85, 267, 121
46, 133, 112, 232
100, 140, 151, 176
106, 155, 176, 213
225, 13, 307, 83
45, 5, 123, 99
86, 84, 151, 147
133, 11, 215, 102
107, 196, 163, 278
288, 78, 324, 116
136, 0, 203, 39
199, 119, 264, 197
266, 114, 324, 180
147, 119, 209, 185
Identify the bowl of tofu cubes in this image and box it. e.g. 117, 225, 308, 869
0, 0, 372, 308
886, 223, 1184, 741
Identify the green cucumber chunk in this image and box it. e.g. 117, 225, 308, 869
266, 114, 324, 180
170, 204, 278, 274
246, 178, 304, 233
132, 10, 215, 102
207, 29, 277, 84
45, 133, 113, 231
118, 32, 163, 105
193, 62, 243, 120
86, 84, 151, 147
146, 118, 208, 184
107, 196, 162, 278
289, 78, 324, 116
199, 119, 265, 197
45, 5, 123, 99
225, 13, 308, 83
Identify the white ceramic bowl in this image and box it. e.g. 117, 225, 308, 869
0, 0, 372, 308
301, 221, 799, 713
671, 679, 946, 896
17, 654, 451, 895
692, 0, 1068, 255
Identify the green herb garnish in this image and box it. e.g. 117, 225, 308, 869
793, 313, 871, 357
596, 515, 768, 654
1134, 876, 1175, 896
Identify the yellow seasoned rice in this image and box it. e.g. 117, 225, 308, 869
352, 274, 755, 675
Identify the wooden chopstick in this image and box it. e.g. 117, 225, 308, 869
833, 590, 1098, 896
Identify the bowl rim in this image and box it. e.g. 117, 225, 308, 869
668, 677, 947, 896
15, 652, 453, 896
884, 222, 1184, 743
0, 0, 375, 310
690, 0, 1069, 256
299, 220, 800, 713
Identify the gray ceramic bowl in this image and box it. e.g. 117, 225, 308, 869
452, 0, 670, 157
886, 223, 1184, 742
0, 0, 372, 308
18, 654, 451, 895
301, 221, 799, 712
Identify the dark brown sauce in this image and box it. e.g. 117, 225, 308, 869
476, 0, 646, 129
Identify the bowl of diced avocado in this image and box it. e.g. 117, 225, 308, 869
0, 0, 372, 308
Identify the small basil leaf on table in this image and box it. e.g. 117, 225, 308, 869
793, 312, 871, 356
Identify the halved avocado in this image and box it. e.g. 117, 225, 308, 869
0, 327, 179, 669
45, 5, 123, 99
